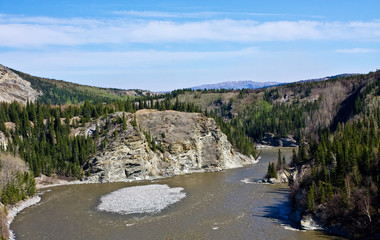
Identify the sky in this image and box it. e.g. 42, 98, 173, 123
0, 0, 379, 91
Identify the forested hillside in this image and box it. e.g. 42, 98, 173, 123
289, 71, 380, 238
11, 69, 155, 105
0, 96, 257, 176
160, 71, 378, 145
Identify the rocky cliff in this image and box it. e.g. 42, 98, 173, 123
0, 65, 40, 103
84, 110, 257, 183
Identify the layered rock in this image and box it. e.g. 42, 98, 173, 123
0, 65, 40, 103
84, 110, 257, 183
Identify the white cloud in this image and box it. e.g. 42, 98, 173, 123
0, 14, 380, 48
335, 48, 374, 53
113, 10, 220, 18
113, 10, 323, 19
0, 47, 258, 69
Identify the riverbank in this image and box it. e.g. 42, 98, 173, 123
35, 174, 83, 189
5, 196, 41, 240
6, 158, 258, 239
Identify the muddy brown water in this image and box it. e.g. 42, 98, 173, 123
12, 148, 343, 239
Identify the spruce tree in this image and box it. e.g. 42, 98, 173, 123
282, 156, 286, 169
307, 183, 315, 211
122, 112, 127, 131
277, 148, 282, 171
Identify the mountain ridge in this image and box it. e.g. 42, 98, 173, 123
190, 80, 279, 90
189, 74, 358, 90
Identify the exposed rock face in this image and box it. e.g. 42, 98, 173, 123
84, 110, 257, 183
0, 65, 40, 103
260, 133, 298, 147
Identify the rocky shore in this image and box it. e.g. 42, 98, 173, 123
5, 196, 41, 240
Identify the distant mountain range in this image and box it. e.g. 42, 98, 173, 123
190, 81, 279, 90
189, 74, 359, 90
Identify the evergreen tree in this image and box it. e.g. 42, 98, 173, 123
122, 112, 127, 131
291, 148, 298, 166
277, 148, 282, 171
282, 156, 286, 169
267, 162, 278, 179
307, 183, 315, 211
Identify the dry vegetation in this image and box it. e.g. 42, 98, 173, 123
0, 153, 29, 239
0, 154, 28, 191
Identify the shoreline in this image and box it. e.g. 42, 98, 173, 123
35, 157, 260, 189
7, 196, 41, 240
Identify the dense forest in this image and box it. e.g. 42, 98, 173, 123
0, 97, 257, 178
290, 109, 380, 237
289, 72, 380, 238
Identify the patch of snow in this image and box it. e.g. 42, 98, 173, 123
97, 184, 186, 215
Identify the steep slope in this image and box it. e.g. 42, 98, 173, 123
280, 71, 380, 238
84, 110, 256, 183
0, 65, 40, 103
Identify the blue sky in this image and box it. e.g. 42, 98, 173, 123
0, 0, 379, 91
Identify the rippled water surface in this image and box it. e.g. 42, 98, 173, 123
12, 148, 343, 239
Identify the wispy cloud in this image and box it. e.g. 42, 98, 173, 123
0, 14, 380, 48
0, 47, 260, 90
113, 10, 219, 18
335, 48, 374, 53
0, 47, 258, 69
113, 10, 324, 19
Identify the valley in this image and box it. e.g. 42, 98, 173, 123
0, 65, 379, 239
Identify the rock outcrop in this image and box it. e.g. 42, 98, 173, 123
260, 133, 298, 147
0, 65, 40, 103
84, 110, 257, 183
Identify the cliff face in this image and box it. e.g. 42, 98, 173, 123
84, 110, 256, 183
0, 65, 40, 103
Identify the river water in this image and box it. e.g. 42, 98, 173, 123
12, 148, 342, 239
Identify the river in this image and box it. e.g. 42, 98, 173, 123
12, 148, 342, 239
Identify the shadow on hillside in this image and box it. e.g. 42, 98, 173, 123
330, 85, 363, 132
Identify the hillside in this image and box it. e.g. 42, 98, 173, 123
286, 71, 380, 238
6, 66, 158, 105
169, 71, 379, 144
